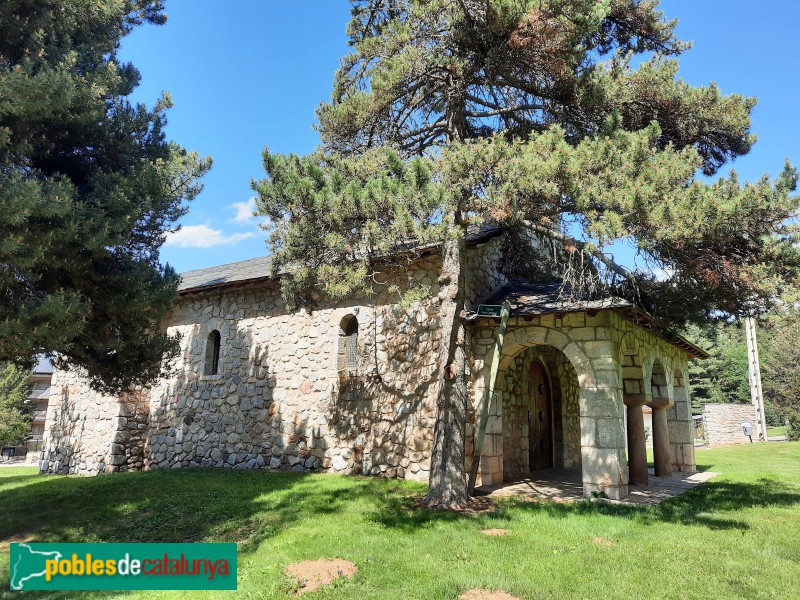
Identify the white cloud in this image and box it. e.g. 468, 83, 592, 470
652, 267, 675, 282
229, 197, 258, 224
164, 224, 256, 248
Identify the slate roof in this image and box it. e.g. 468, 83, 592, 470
178, 256, 274, 293
177, 223, 504, 294
464, 281, 632, 318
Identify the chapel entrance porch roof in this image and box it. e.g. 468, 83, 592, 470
464, 281, 709, 360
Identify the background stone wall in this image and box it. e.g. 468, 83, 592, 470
702, 403, 759, 446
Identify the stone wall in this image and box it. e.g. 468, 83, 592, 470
42, 238, 507, 481
667, 370, 695, 471
40, 228, 699, 499
40, 371, 149, 474
702, 403, 759, 446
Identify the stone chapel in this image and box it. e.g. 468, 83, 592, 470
40, 226, 706, 500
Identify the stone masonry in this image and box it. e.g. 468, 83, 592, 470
468, 309, 696, 499
41, 230, 702, 500
43, 238, 506, 482
702, 403, 759, 446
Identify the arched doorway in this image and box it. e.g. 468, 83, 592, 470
528, 361, 553, 469
499, 345, 580, 481
472, 320, 630, 499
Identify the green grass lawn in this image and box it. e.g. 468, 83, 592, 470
768, 426, 787, 437
2, 443, 800, 599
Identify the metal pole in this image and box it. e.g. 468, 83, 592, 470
744, 315, 767, 441
467, 300, 511, 495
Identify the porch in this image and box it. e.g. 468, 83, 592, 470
467, 282, 708, 501
476, 467, 719, 506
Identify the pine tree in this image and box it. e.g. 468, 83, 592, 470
0, 1, 211, 392
255, 1, 800, 507
0, 364, 33, 446
761, 312, 800, 417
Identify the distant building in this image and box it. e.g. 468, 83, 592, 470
27, 357, 53, 455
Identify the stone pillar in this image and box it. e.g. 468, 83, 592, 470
625, 403, 649, 485
622, 367, 648, 486
472, 384, 503, 487
651, 402, 672, 478
668, 369, 696, 472
577, 340, 628, 500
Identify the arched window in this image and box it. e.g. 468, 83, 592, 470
338, 315, 359, 372
204, 330, 221, 376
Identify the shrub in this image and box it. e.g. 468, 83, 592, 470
787, 411, 800, 441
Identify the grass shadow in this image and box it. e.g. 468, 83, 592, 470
369, 495, 512, 531
0, 468, 420, 598
370, 476, 800, 533
0, 473, 43, 487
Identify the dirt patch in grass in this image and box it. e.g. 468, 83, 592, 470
460, 589, 521, 600
480, 528, 509, 536
0, 534, 36, 552
592, 536, 613, 547
285, 558, 357, 595
412, 495, 498, 513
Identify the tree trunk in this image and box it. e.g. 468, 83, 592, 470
424, 220, 470, 508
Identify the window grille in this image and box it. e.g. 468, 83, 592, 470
345, 318, 358, 369
204, 330, 221, 376
338, 316, 359, 372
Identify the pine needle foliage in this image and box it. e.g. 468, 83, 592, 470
0, 1, 212, 393
255, 0, 800, 506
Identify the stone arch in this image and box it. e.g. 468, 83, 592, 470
474, 321, 628, 499
649, 359, 670, 403
203, 329, 221, 376
495, 344, 582, 482
618, 331, 647, 404
337, 314, 359, 373
648, 358, 673, 477
668, 366, 696, 472
643, 352, 674, 404
495, 326, 594, 386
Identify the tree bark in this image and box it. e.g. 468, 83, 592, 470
425, 69, 471, 508
424, 220, 470, 508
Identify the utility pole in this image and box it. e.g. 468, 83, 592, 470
744, 315, 767, 441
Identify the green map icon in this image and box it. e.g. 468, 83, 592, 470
8, 542, 237, 590
10, 543, 63, 590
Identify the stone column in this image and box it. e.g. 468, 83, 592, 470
667, 369, 696, 472
577, 339, 628, 500
625, 403, 649, 485
650, 401, 672, 478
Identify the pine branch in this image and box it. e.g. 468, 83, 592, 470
521, 220, 634, 283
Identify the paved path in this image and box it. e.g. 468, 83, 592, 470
0, 459, 34, 469
480, 467, 718, 506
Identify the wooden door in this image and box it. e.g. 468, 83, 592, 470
529, 361, 553, 470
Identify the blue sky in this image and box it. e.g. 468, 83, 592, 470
119, 1, 800, 274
